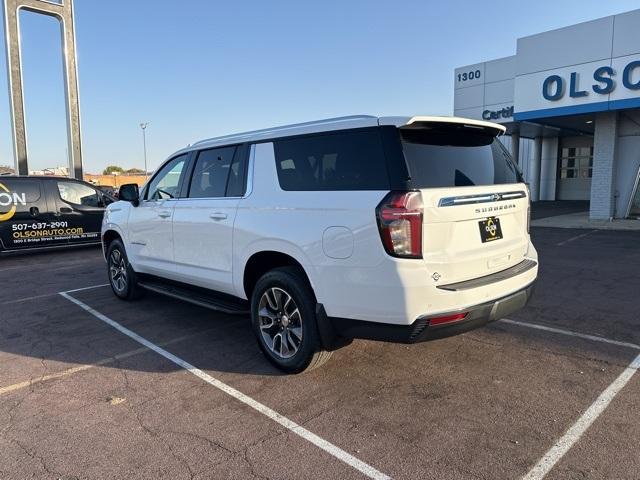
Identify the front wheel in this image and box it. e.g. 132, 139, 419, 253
107, 239, 143, 300
251, 267, 332, 373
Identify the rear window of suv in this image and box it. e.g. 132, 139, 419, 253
400, 124, 522, 188
273, 129, 390, 191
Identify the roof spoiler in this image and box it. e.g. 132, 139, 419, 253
378, 116, 506, 136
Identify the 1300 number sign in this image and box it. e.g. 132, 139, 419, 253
457, 70, 481, 82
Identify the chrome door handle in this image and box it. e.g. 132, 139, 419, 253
158, 210, 172, 218
210, 212, 228, 220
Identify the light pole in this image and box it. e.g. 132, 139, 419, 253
140, 122, 150, 178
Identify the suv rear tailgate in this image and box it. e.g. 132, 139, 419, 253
420, 184, 530, 285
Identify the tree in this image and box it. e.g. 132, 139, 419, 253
124, 167, 145, 174
103, 165, 124, 175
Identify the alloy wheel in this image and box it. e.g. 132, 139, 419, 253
258, 287, 303, 359
109, 249, 128, 293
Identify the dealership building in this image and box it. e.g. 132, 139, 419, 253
454, 8, 640, 219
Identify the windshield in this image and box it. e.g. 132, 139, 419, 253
400, 125, 522, 188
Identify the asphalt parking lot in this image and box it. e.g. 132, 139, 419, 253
1, 227, 639, 480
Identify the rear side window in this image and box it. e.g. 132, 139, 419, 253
0, 179, 41, 213
273, 129, 389, 191
0, 180, 41, 203
400, 126, 521, 188
189, 146, 237, 198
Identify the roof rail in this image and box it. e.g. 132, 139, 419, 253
190, 115, 377, 147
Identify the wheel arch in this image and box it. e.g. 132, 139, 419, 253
102, 229, 123, 260
242, 250, 317, 301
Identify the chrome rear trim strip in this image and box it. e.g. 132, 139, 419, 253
438, 190, 526, 207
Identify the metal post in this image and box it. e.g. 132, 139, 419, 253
2, 0, 83, 178
511, 132, 520, 165
530, 136, 543, 202
140, 122, 149, 178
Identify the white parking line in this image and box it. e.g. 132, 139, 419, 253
0, 284, 108, 306
498, 318, 640, 479
523, 352, 640, 480
556, 229, 597, 246
63, 283, 109, 294
0, 260, 91, 273
500, 319, 640, 351
59, 291, 390, 480
0, 332, 199, 396
1, 292, 60, 306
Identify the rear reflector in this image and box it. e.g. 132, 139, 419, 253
428, 312, 468, 326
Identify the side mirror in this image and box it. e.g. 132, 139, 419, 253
119, 183, 140, 206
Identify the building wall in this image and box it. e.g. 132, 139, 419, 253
84, 174, 147, 187
540, 137, 559, 200
519, 137, 535, 185
454, 56, 515, 122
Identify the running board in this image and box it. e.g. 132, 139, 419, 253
138, 280, 250, 315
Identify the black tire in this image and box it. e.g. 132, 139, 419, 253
106, 239, 143, 300
251, 266, 332, 373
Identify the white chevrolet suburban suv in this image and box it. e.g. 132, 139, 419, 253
102, 115, 537, 373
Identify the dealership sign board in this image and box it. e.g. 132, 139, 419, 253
513, 11, 640, 120
514, 55, 640, 120
454, 10, 640, 123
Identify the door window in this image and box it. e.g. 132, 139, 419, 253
188, 146, 237, 198
0, 179, 42, 214
57, 181, 102, 207
226, 147, 247, 197
146, 154, 189, 200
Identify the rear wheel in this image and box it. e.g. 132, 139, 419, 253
251, 267, 332, 373
107, 239, 143, 300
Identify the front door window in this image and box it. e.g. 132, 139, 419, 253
146, 154, 189, 200
57, 181, 103, 207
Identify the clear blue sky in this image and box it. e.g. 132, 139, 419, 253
1, 0, 639, 173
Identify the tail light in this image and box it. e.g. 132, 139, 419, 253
376, 191, 423, 259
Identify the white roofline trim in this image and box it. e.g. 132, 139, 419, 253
168, 114, 506, 159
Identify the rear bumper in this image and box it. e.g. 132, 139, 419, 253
322, 281, 535, 345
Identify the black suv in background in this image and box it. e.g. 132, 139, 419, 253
0, 176, 115, 254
